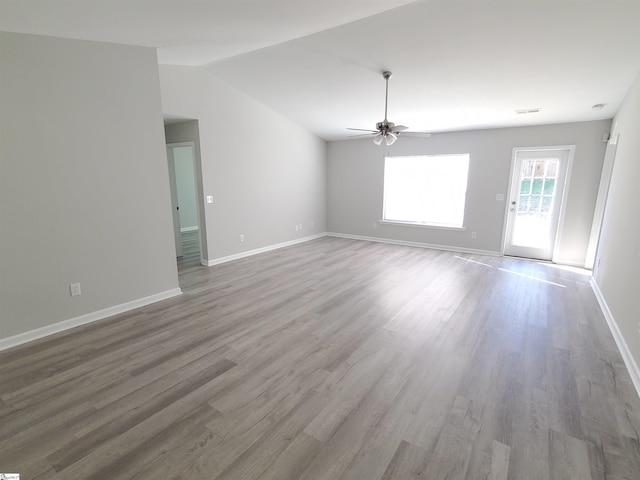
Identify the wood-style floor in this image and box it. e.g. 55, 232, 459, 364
1, 237, 639, 479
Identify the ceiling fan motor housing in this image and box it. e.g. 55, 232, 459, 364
376, 121, 394, 133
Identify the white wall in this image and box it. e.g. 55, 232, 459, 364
0, 33, 180, 342
593, 72, 640, 381
328, 120, 610, 264
159, 66, 327, 262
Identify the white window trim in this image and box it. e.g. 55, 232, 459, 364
378, 220, 467, 231
382, 153, 470, 229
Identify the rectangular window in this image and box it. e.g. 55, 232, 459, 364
383, 154, 470, 228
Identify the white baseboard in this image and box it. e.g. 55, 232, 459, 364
327, 232, 501, 257
205, 233, 327, 267
590, 278, 640, 399
180, 226, 199, 232
0, 288, 182, 352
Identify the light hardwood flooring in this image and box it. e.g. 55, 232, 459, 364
1, 237, 639, 479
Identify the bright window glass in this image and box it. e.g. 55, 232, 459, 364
383, 154, 470, 228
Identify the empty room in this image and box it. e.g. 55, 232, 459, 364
1, 1, 640, 479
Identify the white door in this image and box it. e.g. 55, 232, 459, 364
504, 148, 572, 261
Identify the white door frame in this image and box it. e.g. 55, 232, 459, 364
501, 145, 575, 262
585, 134, 618, 270
166, 146, 183, 257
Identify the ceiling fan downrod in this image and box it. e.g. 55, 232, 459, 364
374, 71, 397, 145
382, 71, 392, 125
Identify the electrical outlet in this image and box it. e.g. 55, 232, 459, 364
471, 232, 477, 239
70, 283, 82, 297
240, 234, 244, 242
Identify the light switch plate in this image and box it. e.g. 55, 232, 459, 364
70, 283, 82, 296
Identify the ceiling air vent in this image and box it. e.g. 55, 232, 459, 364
515, 108, 540, 115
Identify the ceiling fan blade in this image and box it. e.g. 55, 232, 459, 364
399, 131, 432, 138
347, 127, 378, 132
348, 133, 376, 138
390, 125, 409, 132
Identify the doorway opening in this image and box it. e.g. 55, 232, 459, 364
167, 142, 202, 271
503, 146, 574, 261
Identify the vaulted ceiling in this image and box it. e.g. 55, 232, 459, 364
3, 0, 640, 140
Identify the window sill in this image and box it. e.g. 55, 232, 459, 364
378, 220, 466, 232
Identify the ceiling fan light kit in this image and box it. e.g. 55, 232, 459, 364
385, 132, 397, 145
347, 70, 431, 145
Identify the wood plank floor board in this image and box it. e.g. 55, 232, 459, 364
296, 352, 412, 480
401, 349, 470, 451
46, 357, 236, 473
379, 439, 431, 479
419, 394, 484, 480
0, 401, 98, 470
209, 389, 328, 480
259, 431, 323, 480
2, 237, 640, 479
127, 416, 222, 480
0, 323, 193, 425
74, 403, 221, 480
0, 311, 155, 393
22, 457, 57, 480
305, 349, 392, 439
336, 351, 425, 480
489, 439, 512, 480
548, 429, 593, 480
72, 352, 234, 438
46, 373, 233, 479
460, 347, 520, 475
547, 347, 586, 439
506, 386, 552, 480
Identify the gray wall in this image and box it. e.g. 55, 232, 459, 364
159, 66, 328, 262
0, 33, 180, 340
328, 120, 610, 265
593, 72, 640, 376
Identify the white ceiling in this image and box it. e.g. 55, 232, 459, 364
3, 0, 640, 141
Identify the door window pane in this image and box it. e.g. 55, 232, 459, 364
543, 178, 555, 195
530, 195, 542, 211
532, 179, 543, 195
523, 160, 534, 177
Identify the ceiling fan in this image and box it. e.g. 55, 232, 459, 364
348, 71, 431, 146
